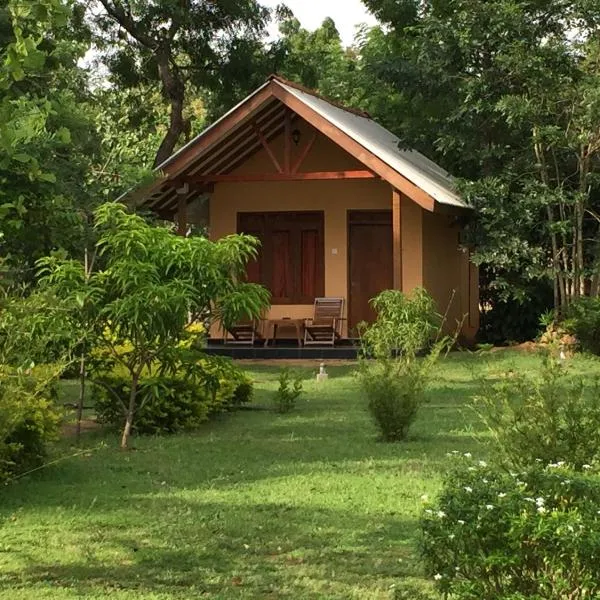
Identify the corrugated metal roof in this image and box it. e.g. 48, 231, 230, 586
277, 81, 466, 209
136, 76, 469, 215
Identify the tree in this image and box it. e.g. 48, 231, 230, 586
0, 0, 100, 286
88, 0, 270, 167
39, 203, 270, 449
358, 0, 600, 318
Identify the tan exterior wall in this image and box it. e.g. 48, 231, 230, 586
207, 122, 475, 340
422, 211, 479, 342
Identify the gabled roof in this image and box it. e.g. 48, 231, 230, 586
134, 75, 470, 216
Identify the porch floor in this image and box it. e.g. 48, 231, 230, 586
204, 339, 359, 360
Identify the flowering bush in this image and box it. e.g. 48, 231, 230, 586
421, 455, 600, 599
473, 353, 600, 471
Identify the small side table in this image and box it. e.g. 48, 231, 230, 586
263, 318, 304, 347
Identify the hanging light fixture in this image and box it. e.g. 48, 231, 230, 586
292, 128, 301, 146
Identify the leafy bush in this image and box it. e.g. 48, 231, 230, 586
565, 296, 600, 354
358, 359, 426, 441
273, 368, 303, 413
421, 456, 600, 599
359, 288, 441, 358
358, 288, 450, 442
93, 354, 253, 435
473, 353, 600, 470
0, 365, 61, 482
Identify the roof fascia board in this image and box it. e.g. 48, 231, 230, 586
160, 80, 277, 176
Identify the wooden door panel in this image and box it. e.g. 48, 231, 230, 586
349, 212, 394, 332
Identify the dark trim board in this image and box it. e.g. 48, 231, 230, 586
204, 340, 359, 360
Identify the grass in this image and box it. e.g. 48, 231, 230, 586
1, 350, 599, 599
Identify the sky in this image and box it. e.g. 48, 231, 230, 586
263, 0, 378, 47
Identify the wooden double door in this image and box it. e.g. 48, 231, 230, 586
348, 210, 394, 333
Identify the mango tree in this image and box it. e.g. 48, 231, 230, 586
40, 202, 270, 448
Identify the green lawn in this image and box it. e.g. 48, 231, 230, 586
1, 350, 599, 599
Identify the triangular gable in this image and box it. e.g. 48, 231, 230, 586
135, 76, 470, 216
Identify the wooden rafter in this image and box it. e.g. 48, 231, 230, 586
292, 131, 317, 174
253, 122, 283, 173
270, 85, 437, 212
183, 170, 377, 184
284, 109, 292, 173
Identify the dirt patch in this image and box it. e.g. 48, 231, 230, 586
61, 419, 103, 438
489, 341, 540, 353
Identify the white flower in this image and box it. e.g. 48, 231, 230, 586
485, 504, 494, 510
537, 506, 547, 514
434, 573, 443, 581
449, 534, 455, 540
457, 519, 466, 525
482, 478, 489, 484
421, 494, 429, 502
536, 497, 545, 507
498, 492, 507, 498
524, 497, 535, 503
478, 460, 487, 467
437, 510, 447, 519
464, 452, 472, 458
583, 464, 592, 470
425, 509, 433, 515
464, 486, 473, 493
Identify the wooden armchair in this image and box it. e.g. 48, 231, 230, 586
304, 297, 345, 346
223, 320, 263, 345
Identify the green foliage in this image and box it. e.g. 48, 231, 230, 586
565, 296, 600, 355
421, 456, 600, 599
0, 0, 100, 285
358, 288, 450, 442
273, 368, 303, 413
358, 0, 600, 315
0, 364, 61, 482
473, 353, 600, 470
358, 359, 425, 442
359, 288, 440, 358
93, 354, 253, 435
39, 202, 269, 448
90, 0, 269, 165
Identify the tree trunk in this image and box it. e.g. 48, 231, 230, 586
120, 371, 140, 450
76, 350, 86, 441
153, 49, 187, 168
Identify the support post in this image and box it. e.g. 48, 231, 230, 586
177, 196, 187, 237
392, 188, 402, 290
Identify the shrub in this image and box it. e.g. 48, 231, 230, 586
421, 456, 600, 599
358, 288, 450, 442
273, 368, 303, 413
93, 354, 253, 435
0, 365, 61, 482
473, 353, 600, 470
358, 359, 426, 441
360, 288, 440, 358
565, 296, 600, 354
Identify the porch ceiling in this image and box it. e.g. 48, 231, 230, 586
142, 95, 288, 217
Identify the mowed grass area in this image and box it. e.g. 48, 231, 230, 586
1, 351, 599, 600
